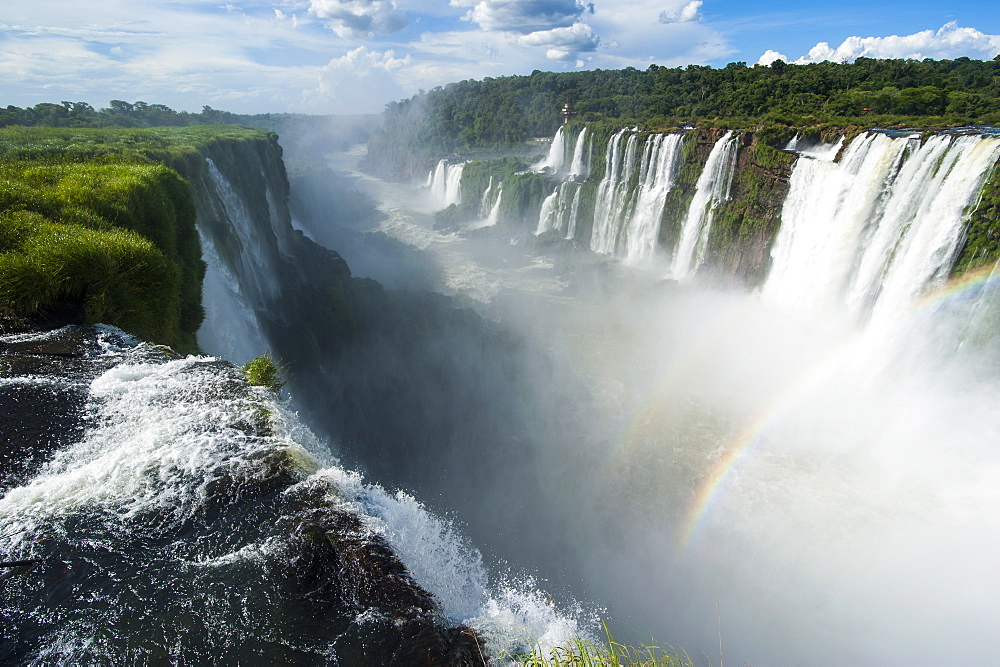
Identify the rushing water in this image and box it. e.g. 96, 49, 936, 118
0, 327, 590, 662
669, 131, 739, 279
6, 128, 1000, 664
590, 131, 685, 264
315, 132, 1000, 665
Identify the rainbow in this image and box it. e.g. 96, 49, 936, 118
672, 262, 1000, 550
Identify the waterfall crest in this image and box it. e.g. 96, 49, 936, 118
764, 131, 1000, 321
590, 131, 684, 263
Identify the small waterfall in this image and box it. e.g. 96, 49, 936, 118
670, 131, 740, 279
591, 129, 640, 255
535, 182, 579, 236
590, 131, 684, 263
533, 126, 567, 174
536, 188, 560, 235
569, 127, 590, 179
197, 159, 278, 363
764, 131, 1000, 321
472, 178, 502, 229
428, 159, 465, 208
566, 186, 582, 240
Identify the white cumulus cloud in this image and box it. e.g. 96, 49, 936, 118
518, 21, 599, 60
658, 0, 701, 24
451, 0, 594, 34
756, 49, 787, 66
774, 22, 1000, 64
307, 0, 408, 39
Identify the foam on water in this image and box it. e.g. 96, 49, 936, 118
0, 335, 589, 660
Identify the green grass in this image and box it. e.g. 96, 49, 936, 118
0, 125, 284, 352
242, 353, 287, 392
509, 625, 694, 667
0, 158, 201, 351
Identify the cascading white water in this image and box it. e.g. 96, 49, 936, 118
533, 126, 567, 174
569, 127, 590, 179
486, 185, 502, 227
765, 131, 1000, 321
197, 159, 277, 363
669, 131, 740, 279
590, 131, 684, 264
468, 178, 503, 230
427, 159, 465, 208
535, 181, 582, 237
0, 327, 590, 661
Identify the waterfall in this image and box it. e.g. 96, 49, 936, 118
590, 131, 684, 263
764, 131, 1000, 321
534, 126, 567, 174
569, 127, 590, 179
670, 131, 740, 279
0, 326, 587, 662
566, 186, 582, 240
427, 159, 465, 208
197, 159, 277, 363
591, 129, 640, 255
535, 181, 579, 236
486, 185, 502, 227
472, 178, 502, 229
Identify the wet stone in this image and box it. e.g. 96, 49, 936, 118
0, 326, 158, 490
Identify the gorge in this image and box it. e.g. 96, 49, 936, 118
3, 106, 1000, 665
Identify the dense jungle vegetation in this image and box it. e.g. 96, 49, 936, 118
365, 56, 1000, 175
0, 100, 280, 130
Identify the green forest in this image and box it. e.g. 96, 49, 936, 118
365, 56, 1000, 176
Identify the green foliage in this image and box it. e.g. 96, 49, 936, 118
952, 163, 1000, 275
242, 353, 287, 392
0, 100, 304, 131
509, 623, 693, 666
499, 171, 556, 229
0, 125, 286, 351
366, 57, 1000, 176
0, 209, 181, 343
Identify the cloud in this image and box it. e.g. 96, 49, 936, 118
782, 22, 1000, 64
658, 0, 701, 24
756, 49, 787, 66
307, 0, 408, 39
306, 46, 411, 112
452, 0, 594, 34
518, 22, 599, 60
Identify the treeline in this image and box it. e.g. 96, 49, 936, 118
365, 56, 1000, 176
0, 100, 297, 131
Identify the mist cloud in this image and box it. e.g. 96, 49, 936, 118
308, 0, 408, 39
777, 22, 1000, 64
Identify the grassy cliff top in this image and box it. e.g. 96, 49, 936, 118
0, 125, 274, 352
0, 125, 276, 164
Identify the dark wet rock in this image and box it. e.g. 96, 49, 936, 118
1, 326, 129, 489
1, 325, 486, 665
281, 504, 485, 665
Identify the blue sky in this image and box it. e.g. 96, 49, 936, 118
1, 0, 998, 114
